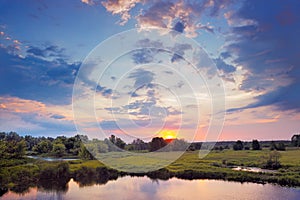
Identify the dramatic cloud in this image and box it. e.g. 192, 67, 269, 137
136, 0, 214, 37
0, 46, 80, 105
101, 0, 141, 25
224, 0, 300, 112
101, 0, 233, 37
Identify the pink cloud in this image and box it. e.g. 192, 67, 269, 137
81, 0, 95, 5
100, 0, 233, 37
102, 0, 141, 25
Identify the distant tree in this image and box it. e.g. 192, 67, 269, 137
5, 132, 22, 142
14, 140, 26, 158
291, 134, 300, 147
79, 144, 94, 160
164, 139, 188, 151
0, 132, 6, 140
115, 137, 126, 149
190, 142, 202, 150
105, 135, 126, 151
33, 140, 53, 154
131, 138, 148, 151
188, 144, 195, 151
0, 139, 26, 159
90, 139, 108, 153
52, 143, 66, 157
0, 140, 6, 158
78, 135, 89, 143
244, 146, 250, 150
270, 141, 277, 150
252, 140, 261, 150
24, 135, 39, 151
149, 137, 167, 152
233, 140, 244, 151
277, 142, 286, 151
109, 135, 116, 144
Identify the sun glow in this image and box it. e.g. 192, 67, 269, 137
160, 130, 177, 139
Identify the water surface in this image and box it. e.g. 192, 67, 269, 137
2, 176, 300, 200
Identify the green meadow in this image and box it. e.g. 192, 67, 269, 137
1, 148, 300, 194
68, 148, 300, 185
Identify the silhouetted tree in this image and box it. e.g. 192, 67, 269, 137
252, 140, 261, 150
277, 142, 286, 151
233, 140, 244, 151
291, 134, 300, 147
105, 135, 126, 151
131, 138, 148, 151
149, 137, 167, 151
270, 141, 277, 150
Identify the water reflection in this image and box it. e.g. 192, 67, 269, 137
2, 176, 300, 200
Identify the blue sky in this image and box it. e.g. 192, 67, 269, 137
0, 0, 299, 141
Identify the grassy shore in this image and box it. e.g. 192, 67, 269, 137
1, 149, 300, 194
68, 149, 300, 186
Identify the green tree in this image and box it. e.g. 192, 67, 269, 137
14, 140, 26, 158
79, 144, 94, 160
0, 139, 26, 158
33, 140, 53, 154
52, 143, 66, 157
105, 135, 126, 151
252, 140, 261, 150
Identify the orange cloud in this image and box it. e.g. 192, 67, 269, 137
0, 96, 72, 121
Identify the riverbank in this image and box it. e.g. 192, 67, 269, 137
1, 149, 300, 195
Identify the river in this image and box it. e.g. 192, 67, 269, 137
1, 176, 300, 200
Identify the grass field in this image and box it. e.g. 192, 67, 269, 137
1, 148, 300, 192
65, 148, 300, 186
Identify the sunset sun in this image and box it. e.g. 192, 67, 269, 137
160, 130, 177, 140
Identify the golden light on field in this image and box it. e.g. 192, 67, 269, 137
160, 129, 177, 139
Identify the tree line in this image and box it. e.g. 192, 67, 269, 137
1, 132, 299, 160
0, 132, 189, 159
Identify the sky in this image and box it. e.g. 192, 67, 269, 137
0, 0, 299, 142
